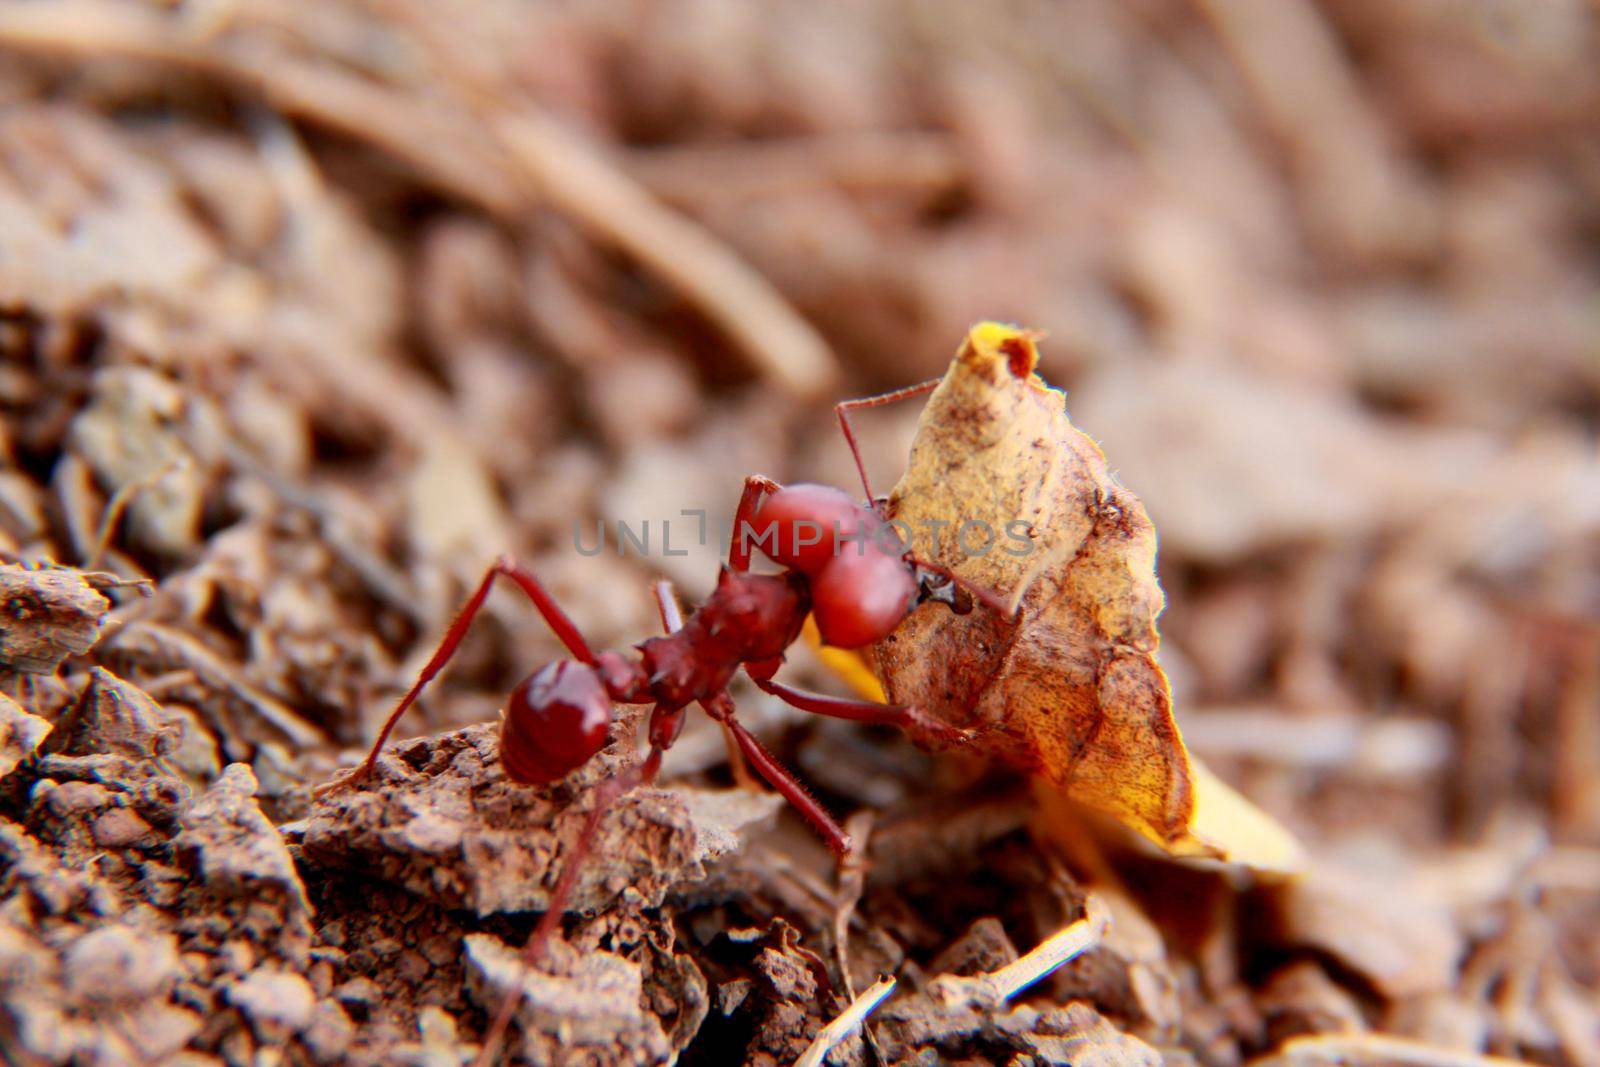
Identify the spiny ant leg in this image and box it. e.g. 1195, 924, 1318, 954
338, 556, 596, 788
475, 744, 665, 1067
728, 474, 783, 573
652, 578, 684, 632
714, 706, 853, 857
835, 378, 940, 504
750, 676, 971, 749
492, 558, 598, 663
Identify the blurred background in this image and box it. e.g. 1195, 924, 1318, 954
2, 1, 1598, 1063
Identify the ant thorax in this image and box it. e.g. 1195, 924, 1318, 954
634, 569, 810, 709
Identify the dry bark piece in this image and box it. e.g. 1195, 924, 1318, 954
298, 723, 782, 916
715, 918, 836, 1066
0, 562, 112, 673
878, 992, 1159, 1066
794, 975, 896, 1067
812, 897, 1114, 1065
1248, 1032, 1543, 1067
41, 666, 181, 761
464, 935, 674, 1066
0, 468, 48, 542
1257, 961, 1369, 1045
1068, 360, 1397, 564
102, 622, 325, 750
0, 689, 51, 776
1270, 863, 1463, 999
1045, 883, 1182, 1033
994, 1001, 1164, 1067
175, 762, 313, 927
928, 916, 1021, 977
68, 364, 203, 556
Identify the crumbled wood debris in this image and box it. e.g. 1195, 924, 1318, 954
0, 0, 1598, 1063
0, 563, 112, 673
298, 722, 783, 917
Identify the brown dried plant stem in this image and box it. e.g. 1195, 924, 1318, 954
795, 895, 1110, 1067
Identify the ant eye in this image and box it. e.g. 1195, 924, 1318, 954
501, 662, 612, 784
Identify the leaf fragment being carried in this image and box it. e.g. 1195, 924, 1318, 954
871, 323, 1298, 868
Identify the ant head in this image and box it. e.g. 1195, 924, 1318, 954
748, 483, 865, 574
810, 550, 917, 649
501, 661, 612, 784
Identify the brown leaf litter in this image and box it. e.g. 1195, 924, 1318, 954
2, 1, 1599, 1064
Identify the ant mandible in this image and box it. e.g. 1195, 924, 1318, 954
322, 380, 1012, 1060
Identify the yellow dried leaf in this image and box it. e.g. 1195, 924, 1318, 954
860, 322, 1298, 868
801, 615, 886, 704
1179, 757, 1303, 872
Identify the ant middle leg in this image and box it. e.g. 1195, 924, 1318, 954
475, 739, 667, 1067
651, 579, 852, 855
339, 556, 598, 786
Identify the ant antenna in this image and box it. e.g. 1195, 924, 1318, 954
834, 378, 941, 504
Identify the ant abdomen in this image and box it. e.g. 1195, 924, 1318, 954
501, 661, 613, 784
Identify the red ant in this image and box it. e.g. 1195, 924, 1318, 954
322, 382, 1010, 1062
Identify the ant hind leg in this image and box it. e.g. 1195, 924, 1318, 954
475, 743, 665, 1067
325, 556, 598, 792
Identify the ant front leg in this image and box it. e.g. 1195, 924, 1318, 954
330, 556, 598, 790
706, 691, 853, 856
746, 673, 972, 751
